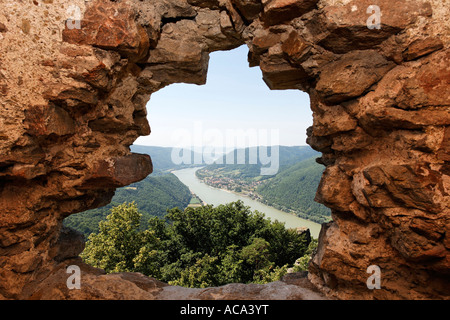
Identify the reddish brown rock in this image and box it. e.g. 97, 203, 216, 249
146, 34, 210, 86
262, 0, 318, 26
252, 32, 284, 55
43, 85, 99, 108
403, 37, 444, 61
310, 96, 358, 137
0, 0, 449, 301
51, 227, 86, 263
62, 0, 150, 62
281, 31, 310, 62
24, 105, 76, 137
315, 50, 395, 104
187, 0, 221, 10
437, 127, 450, 161
260, 57, 309, 90
82, 154, 153, 189
315, 0, 433, 53
315, 165, 355, 212
396, 49, 450, 109
231, 0, 262, 22
362, 164, 443, 213
27, 260, 327, 300
0, 22, 7, 33
331, 127, 373, 152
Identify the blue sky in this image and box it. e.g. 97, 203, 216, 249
134, 45, 312, 148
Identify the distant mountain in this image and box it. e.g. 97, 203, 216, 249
130, 145, 205, 172
130, 145, 319, 176
200, 145, 321, 180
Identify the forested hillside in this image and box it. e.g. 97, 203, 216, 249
203, 145, 320, 181
257, 157, 331, 223
64, 173, 192, 237
197, 145, 330, 223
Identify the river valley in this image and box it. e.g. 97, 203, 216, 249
172, 167, 322, 238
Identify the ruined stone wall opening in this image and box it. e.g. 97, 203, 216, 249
1, 0, 448, 300
64, 44, 329, 289
137, 45, 313, 154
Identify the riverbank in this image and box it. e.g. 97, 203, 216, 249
194, 167, 328, 226
172, 167, 322, 238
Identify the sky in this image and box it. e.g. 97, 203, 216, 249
134, 45, 312, 149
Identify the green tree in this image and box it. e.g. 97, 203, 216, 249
169, 254, 218, 288
81, 201, 311, 288
240, 237, 271, 271
292, 238, 318, 272
81, 202, 160, 274
217, 244, 244, 284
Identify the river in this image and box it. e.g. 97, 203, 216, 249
172, 167, 322, 238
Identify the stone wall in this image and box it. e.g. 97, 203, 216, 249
0, 0, 448, 299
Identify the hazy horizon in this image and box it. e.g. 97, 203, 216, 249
134, 45, 312, 148
132, 143, 311, 150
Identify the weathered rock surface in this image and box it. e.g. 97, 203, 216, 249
0, 0, 448, 300
26, 259, 326, 300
